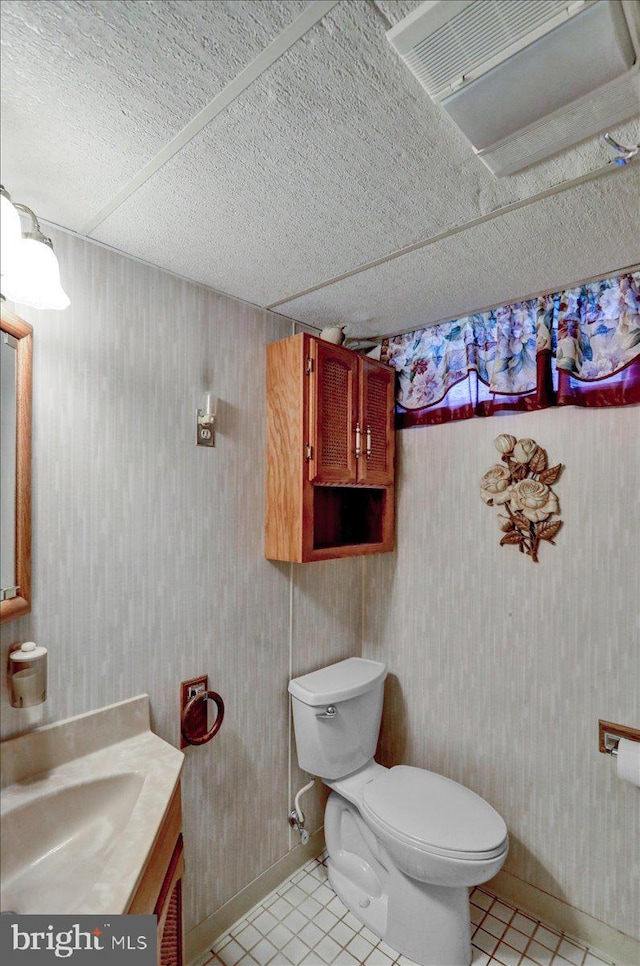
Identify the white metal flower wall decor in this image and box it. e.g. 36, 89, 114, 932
481, 435, 563, 563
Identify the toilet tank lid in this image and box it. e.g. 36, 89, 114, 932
289, 658, 386, 706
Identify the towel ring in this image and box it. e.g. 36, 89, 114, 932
181, 689, 225, 746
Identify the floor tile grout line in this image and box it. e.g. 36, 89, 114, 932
521, 925, 541, 966
538, 922, 563, 953
202, 856, 611, 966
492, 934, 544, 965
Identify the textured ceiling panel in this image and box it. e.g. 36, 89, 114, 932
90, 0, 638, 310
0, 0, 309, 227
374, 0, 423, 27
2, 0, 639, 334
274, 166, 640, 337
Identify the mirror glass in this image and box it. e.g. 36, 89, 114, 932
0, 308, 32, 624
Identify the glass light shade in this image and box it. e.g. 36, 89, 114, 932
203, 392, 217, 416
2, 236, 70, 310
0, 192, 23, 278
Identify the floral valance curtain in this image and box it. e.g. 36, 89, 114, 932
381, 271, 640, 428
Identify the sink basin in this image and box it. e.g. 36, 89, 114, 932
1, 695, 183, 915
2, 773, 145, 914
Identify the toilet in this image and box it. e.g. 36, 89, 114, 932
288, 658, 508, 966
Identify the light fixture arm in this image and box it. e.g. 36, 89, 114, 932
12, 203, 54, 249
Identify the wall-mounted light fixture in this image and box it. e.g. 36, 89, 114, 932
0, 186, 23, 279
0, 185, 70, 311
196, 392, 217, 447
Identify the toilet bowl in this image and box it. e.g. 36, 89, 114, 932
289, 658, 508, 966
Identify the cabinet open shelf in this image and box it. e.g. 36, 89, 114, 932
313, 486, 386, 550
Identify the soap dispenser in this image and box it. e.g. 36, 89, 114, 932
8, 641, 47, 708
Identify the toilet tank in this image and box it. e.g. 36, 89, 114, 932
288, 658, 387, 780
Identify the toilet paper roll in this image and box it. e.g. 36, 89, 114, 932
616, 738, 640, 787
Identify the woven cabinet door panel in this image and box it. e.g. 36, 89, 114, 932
359, 358, 395, 485
154, 833, 184, 966
310, 341, 358, 483
159, 878, 182, 966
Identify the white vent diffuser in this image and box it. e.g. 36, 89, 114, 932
387, 0, 640, 176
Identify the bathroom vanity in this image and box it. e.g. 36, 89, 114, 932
266, 333, 395, 561
0, 696, 184, 965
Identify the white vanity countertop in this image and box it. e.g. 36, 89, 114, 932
0, 695, 184, 915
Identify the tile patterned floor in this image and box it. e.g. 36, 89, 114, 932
193, 853, 615, 966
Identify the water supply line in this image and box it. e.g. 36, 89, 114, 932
289, 778, 315, 845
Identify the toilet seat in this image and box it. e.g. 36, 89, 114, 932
362, 765, 508, 861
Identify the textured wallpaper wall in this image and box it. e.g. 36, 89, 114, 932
2, 227, 638, 942
0, 228, 361, 932
363, 406, 640, 939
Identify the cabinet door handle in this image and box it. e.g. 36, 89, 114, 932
355, 422, 361, 459
366, 426, 372, 459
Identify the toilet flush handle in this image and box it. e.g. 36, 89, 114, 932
316, 705, 337, 718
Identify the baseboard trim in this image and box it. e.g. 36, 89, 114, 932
186, 829, 325, 965
487, 869, 640, 966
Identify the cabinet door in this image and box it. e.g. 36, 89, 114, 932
309, 340, 359, 484
156, 835, 184, 966
358, 358, 395, 485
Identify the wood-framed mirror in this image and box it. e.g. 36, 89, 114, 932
1, 306, 32, 624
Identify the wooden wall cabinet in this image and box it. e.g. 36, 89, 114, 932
128, 783, 184, 966
266, 333, 395, 562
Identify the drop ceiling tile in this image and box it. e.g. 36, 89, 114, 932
90, 0, 638, 309
0, 0, 310, 227
275, 166, 640, 337
89, 2, 479, 295
5, 0, 637, 322
374, 1, 423, 27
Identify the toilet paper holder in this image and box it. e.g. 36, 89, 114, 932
598, 719, 640, 757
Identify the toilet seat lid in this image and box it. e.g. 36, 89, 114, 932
362, 766, 508, 859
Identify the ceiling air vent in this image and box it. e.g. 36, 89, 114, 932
387, 0, 640, 176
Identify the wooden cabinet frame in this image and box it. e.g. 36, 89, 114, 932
1, 307, 32, 624
128, 783, 183, 966
266, 333, 395, 562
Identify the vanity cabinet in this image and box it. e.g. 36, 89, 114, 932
128, 783, 184, 966
266, 333, 395, 562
